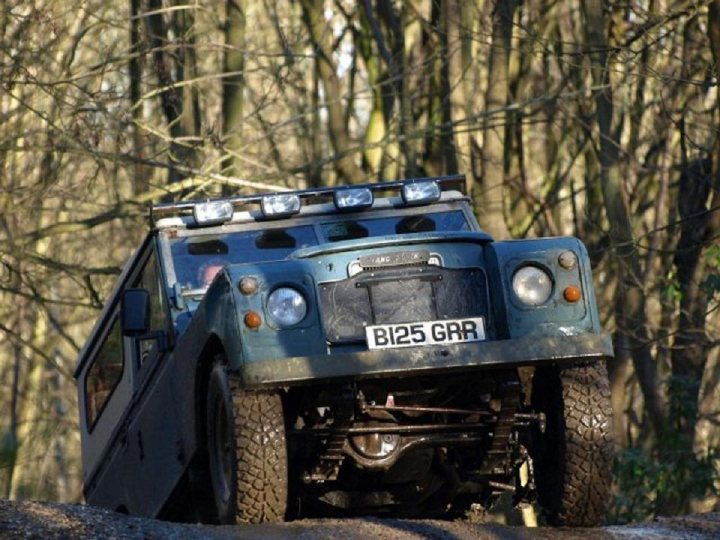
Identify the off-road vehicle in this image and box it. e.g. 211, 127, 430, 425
75, 175, 614, 526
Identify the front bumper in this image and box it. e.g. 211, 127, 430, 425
239, 332, 614, 387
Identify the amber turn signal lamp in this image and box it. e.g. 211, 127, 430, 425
244, 311, 262, 329
563, 285, 582, 303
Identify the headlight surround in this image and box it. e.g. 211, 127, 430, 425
266, 287, 307, 327
512, 265, 553, 306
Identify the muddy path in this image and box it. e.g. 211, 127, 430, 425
2, 499, 720, 539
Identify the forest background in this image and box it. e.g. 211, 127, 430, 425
0, 0, 719, 525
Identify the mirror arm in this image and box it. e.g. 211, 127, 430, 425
172, 282, 186, 311
153, 330, 168, 353
132, 329, 169, 354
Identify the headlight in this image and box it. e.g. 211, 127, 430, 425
267, 287, 307, 327
512, 266, 553, 306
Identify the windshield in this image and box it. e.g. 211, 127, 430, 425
319, 210, 469, 242
165, 210, 471, 292
169, 225, 318, 291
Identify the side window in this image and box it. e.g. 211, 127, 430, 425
85, 315, 123, 429
136, 249, 167, 366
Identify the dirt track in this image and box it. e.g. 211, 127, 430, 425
2, 499, 720, 539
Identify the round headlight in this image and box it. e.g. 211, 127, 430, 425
512, 266, 553, 306
267, 287, 307, 327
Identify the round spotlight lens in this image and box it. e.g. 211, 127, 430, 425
558, 251, 578, 270
238, 276, 258, 295
267, 287, 307, 327
512, 266, 553, 306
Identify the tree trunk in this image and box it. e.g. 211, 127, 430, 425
656, 0, 720, 512
581, 0, 667, 437
423, 0, 455, 176
144, 0, 200, 188
474, 0, 514, 239
222, 0, 246, 181
300, 0, 364, 184
445, 0, 473, 186
2, 303, 21, 499
707, 3, 720, 243
669, 164, 712, 424
358, 5, 387, 179
129, 0, 147, 195
309, 60, 323, 187
376, 0, 416, 178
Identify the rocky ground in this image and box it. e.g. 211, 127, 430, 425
2, 499, 720, 539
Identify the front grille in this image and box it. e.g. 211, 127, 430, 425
319, 266, 489, 343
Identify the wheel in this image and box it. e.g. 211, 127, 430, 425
530, 361, 614, 527
206, 362, 288, 523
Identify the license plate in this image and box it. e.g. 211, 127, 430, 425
365, 317, 486, 350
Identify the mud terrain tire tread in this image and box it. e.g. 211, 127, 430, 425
206, 363, 287, 524
532, 361, 614, 527
228, 377, 288, 524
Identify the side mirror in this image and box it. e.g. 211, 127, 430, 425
121, 288, 150, 337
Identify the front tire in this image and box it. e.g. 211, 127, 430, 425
206, 362, 288, 523
531, 361, 614, 527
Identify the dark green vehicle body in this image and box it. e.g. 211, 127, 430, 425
75, 177, 614, 525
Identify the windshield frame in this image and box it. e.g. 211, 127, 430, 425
157, 198, 479, 294
159, 222, 320, 296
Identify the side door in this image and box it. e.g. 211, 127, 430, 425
79, 235, 180, 516
78, 237, 155, 510
123, 239, 191, 517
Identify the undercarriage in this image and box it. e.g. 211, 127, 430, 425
195, 359, 613, 526
285, 370, 543, 517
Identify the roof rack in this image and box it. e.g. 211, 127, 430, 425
150, 174, 466, 224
